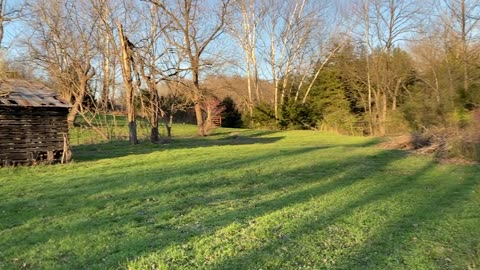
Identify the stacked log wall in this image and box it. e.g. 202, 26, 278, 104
0, 107, 69, 166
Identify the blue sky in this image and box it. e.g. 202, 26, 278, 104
2, 0, 27, 55
0, 0, 431, 80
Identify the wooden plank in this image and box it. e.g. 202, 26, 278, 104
0, 127, 67, 131
0, 126, 68, 130
0, 129, 67, 133
0, 113, 68, 118
1, 142, 65, 147
0, 118, 67, 122
0, 114, 67, 118
0, 140, 65, 143
1, 139, 65, 143
0, 139, 66, 143
0, 106, 68, 111
0, 131, 67, 135
0, 142, 64, 146
0, 130, 67, 135
1, 147, 64, 151
0, 112, 68, 115
0, 137, 66, 142
210, 116, 222, 127
0, 135, 66, 141
0, 124, 67, 128
1, 153, 31, 159
0, 129, 68, 133
0, 119, 67, 124
1, 148, 64, 154
0, 138, 65, 144
0, 111, 68, 118
1, 142, 64, 148
0, 128, 67, 135
0, 145, 65, 151
0, 112, 68, 117
2, 143, 66, 148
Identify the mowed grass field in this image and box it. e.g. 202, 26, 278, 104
1, 125, 480, 269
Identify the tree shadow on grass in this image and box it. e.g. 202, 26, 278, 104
72, 129, 382, 163
0, 144, 342, 234
1, 140, 397, 269
207, 165, 480, 269
117, 150, 410, 269
106, 151, 406, 269
336, 166, 480, 269
206, 161, 437, 269
72, 130, 284, 162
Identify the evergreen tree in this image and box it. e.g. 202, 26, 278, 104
219, 97, 243, 128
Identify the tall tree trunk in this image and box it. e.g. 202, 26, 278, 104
193, 70, 205, 136
380, 92, 387, 136
245, 53, 254, 126
149, 80, 160, 143
67, 79, 85, 126
252, 53, 261, 102
67, 68, 94, 126
274, 78, 279, 119
392, 79, 402, 111
194, 101, 205, 136
271, 35, 278, 120
102, 40, 111, 111
117, 22, 138, 144
280, 65, 290, 106
363, 0, 374, 136
110, 61, 116, 110
460, 0, 469, 101
100, 0, 111, 111
166, 114, 173, 138
67, 95, 83, 126
367, 71, 374, 136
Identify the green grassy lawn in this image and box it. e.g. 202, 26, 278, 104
1, 126, 479, 269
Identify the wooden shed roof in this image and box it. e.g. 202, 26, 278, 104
0, 79, 71, 108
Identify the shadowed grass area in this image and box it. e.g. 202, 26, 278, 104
68, 118, 199, 146
0, 127, 479, 269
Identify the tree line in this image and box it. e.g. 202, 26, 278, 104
1, 0, 480, 156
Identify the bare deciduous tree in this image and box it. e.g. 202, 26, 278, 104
25, 0, 99, 129
145, 0, 230, 136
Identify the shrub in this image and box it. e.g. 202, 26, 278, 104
251, 103, 277, 129
317, 110, 360, 135
279, 102, 318, 130
385, 110, 412, 135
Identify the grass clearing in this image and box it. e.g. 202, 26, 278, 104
1, 126, 479, 269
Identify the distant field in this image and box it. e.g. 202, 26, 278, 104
1, 126, 479, 269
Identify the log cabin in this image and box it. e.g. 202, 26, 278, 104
0, 79, 72, 166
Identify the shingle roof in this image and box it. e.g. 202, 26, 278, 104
0, 79, 71, 108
